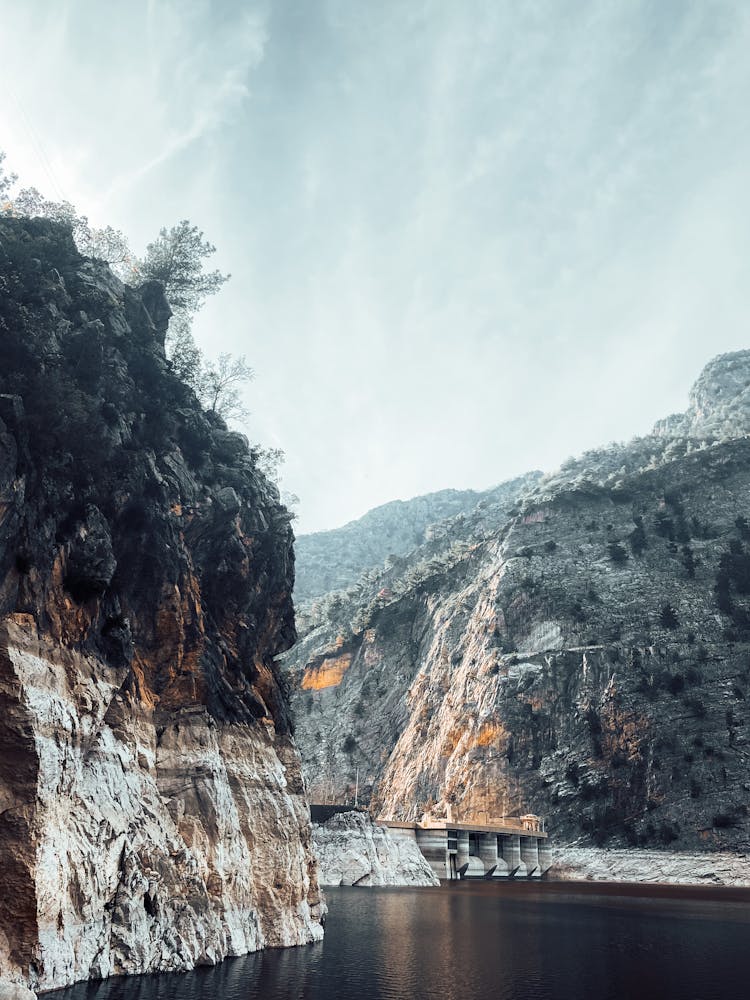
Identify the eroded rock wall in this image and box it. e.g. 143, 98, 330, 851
0, 217, 323, 993
287, 354, 750, 854
1, 619, 321, 993
312, 812, 438, 886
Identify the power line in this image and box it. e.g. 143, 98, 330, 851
1, 75, 70, 203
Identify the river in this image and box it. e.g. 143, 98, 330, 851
55, 881, 750, 1000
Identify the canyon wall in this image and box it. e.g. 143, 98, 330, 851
294, 476, 541, 604
0, 217, 323, 994
286, 352, 750, 853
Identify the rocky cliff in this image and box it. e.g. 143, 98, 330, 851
312, 812, 438, 887
286, 351, 750, 853
0, 217, 323, 995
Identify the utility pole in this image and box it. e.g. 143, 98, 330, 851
355, 767, 359, 808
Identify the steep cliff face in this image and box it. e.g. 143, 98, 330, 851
312, 812, 438, 887
0, 217, 323, 994
286, 352, 750, 853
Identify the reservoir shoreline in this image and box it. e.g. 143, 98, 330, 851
45, 882, 750, 1000
441, 877, 750, 905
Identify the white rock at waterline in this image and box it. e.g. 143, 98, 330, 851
313, 812, 439, 887
554, 847, 750, 885
0, 982, 37, 1000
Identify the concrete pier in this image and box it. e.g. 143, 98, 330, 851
456, 831, 470, 873
520, 836, 540, 877
478, 832, 498, 872
414, 827, 454, 879
492, 845, 510, 877
500, 833, 524, 876
538, 840, 553, 874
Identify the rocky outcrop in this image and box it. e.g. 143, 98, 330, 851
0, 985, 36, 1000
312, 812, 439, 886
0, 217, 323, 994
286, 352, 750, 854
654, 350, 750, 441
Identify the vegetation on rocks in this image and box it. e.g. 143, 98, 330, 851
0, 214, 322, 993
285, 350, 750, 852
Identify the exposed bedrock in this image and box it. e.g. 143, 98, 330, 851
312, 811, 438, 886
0, 217, 323, 994
287, 351, 750, 854
554, 847, 750, 885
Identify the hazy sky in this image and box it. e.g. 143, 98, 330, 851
2, 1, 749, 532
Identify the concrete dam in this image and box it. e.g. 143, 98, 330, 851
379, 816, 552, 881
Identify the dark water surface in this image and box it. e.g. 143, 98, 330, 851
57, 882, 750, 1000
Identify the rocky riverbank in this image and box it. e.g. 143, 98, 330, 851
553, 847, 750, 885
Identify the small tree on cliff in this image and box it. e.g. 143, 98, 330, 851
2, 182, 135, 280
138, 220, 236, 408
660, 603, 679, 630
138, 220, 229, 320
1, 152, 251, 425
0, 151, 17, 206
199, 352, 254, 420
164, 315, 204, 386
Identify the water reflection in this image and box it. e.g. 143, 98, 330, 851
56, 882, 750, 1000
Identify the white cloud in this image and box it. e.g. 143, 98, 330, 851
1, 1, 267, 231
2, 0, 750, 531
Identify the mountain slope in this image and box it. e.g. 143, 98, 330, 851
285, 351, 750, 852
294, 478, 541, 604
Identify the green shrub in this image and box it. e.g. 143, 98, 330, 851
607, 542, 628, 565
654, 511, 675, 540
629, 517, 647, 555
712, 812, 735, 829
660, 604, 679, 630
658, 821, 679, 844
666, 673, 685, 695
683, 696, 707, 719
571, 600, 586, 623
682, 546, 696, 578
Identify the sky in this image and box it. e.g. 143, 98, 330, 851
2, 0, 750, 533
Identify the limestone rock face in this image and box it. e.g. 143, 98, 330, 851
554, 847, 750, 885
312, 813, 438, 886
0, 218, 323, 993
287, 351, 750, 853
654, 350, 750, 440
